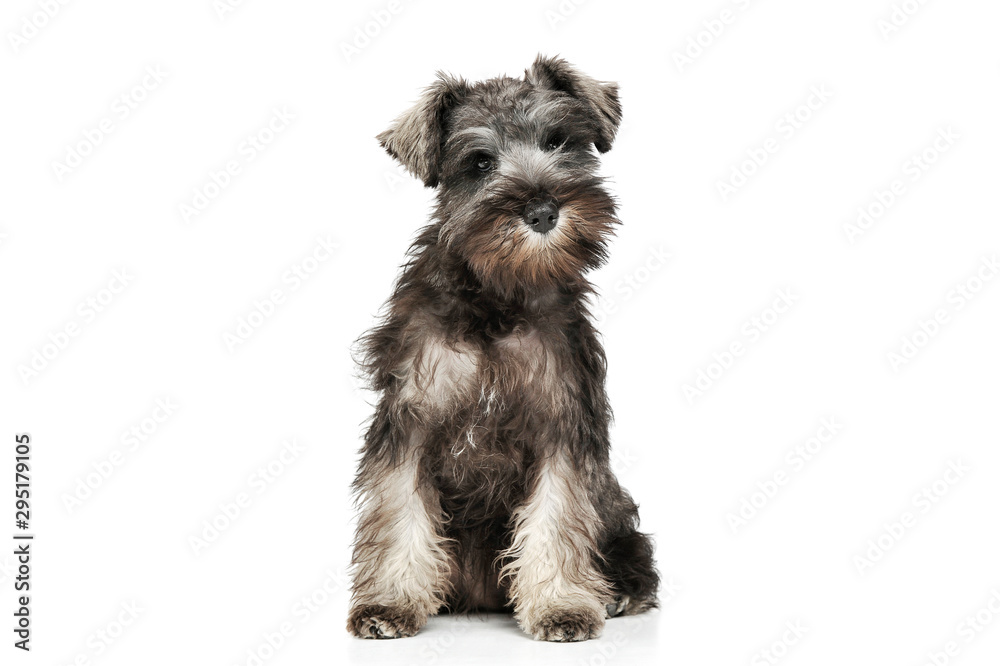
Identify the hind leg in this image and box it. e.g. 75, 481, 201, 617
600, 528, 659, 616
591, 478, 659, 617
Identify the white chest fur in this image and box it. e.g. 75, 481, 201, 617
398, 337, 480, 410
397, 328, 565, 417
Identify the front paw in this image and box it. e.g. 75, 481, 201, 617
347, 604, 425, 639
525, 607, 605, 642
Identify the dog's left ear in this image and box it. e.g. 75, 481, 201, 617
525, 55, 622, 153
377, 73, 470, 188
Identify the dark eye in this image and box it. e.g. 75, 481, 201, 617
473, 155, 495, 173
544, 132, 567, 151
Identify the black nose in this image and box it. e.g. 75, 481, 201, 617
522, 199, 559, 234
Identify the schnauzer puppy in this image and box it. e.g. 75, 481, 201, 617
348, 55, 658, 642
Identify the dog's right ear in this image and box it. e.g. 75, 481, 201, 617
377, 73, 470, 188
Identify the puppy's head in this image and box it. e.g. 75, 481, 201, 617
378, 55, 622, 295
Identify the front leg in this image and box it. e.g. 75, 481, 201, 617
348, 427, 451, 639
501, 448, 614, 641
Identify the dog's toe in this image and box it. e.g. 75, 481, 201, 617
529, 607, 604, 642
606, 595, 630, 617
347, 604, 423, 639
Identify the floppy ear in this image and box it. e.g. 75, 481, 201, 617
525, 55, 622, 153
376, 73, 470, 187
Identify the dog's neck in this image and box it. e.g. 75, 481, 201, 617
409, 240, 586, 336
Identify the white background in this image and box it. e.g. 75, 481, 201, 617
1, 1, 999, 665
